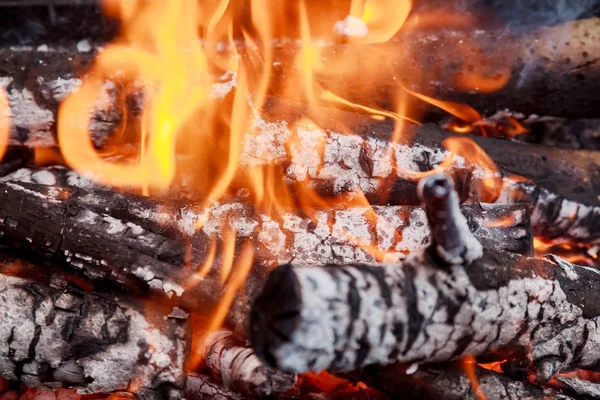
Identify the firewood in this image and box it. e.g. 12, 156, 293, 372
3, 17, 600, 129
418, 174, 482, 266
555, 376, 600, 399
249, 174, 600, 381
475, 111, 600, 151
0, 180, 531, 309
0, 47, 233, 148
185, 374, 245, 400
506, 182, 600, 246
198, 329, 296, 397
0, 252, 189, 398
243, 116, 600, 244
349, 363, 573, 400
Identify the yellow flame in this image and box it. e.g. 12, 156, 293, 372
0, 88, 10, 162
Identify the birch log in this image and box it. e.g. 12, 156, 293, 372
198, 329, 296, 397
249, 175, 600, 381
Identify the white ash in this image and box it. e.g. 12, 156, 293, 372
210, 71, 238, 99
241, 118, 291, 166
239, 116, 491, 199
76, 39, 93, 53
0, 273, 187, 394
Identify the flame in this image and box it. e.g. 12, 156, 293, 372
462, 356, 488, 400
45, 0, 533, 346
0, 88, 10, 163
443, 136, 502, 202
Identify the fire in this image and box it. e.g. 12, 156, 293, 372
50, 0, 521, 338
0, 88, 9, 163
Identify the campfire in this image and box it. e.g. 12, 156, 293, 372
1, 0, 600, 399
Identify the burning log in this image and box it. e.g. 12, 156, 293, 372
300, 17, 600, 119
475, 111, 600, 151
0, 180, 531, 307
243, 117, 600, 244
0, 253, 189, 398
249, 174, 600, 381
198, 329, 297, 397
349, 363, 573, 400
0, 48, 113, 148
2, 15, 600, 150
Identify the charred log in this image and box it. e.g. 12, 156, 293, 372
242, 116, 600, 244
555, 375, 600, 399
0, 180, 532, 311
349, 363, 573, 400
0, 252, 189, 398
185, 374, 245, 400
199, 329, 296, 397
471, 111, 600, 151
249, 175, 600, 380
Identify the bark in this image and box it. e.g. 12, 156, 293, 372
555, 376, 600, 399
350, 363, 573, 400
185, 374, 245, 400
505, 182, 600, 246
249, 175, 600, 381
0, 253, 189, 398
0, 180, 532, 308
199, 329, 296, 397
418, 174, 482, 266
251, 249, 600, 377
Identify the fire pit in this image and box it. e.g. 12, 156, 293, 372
0, 1, 599, 399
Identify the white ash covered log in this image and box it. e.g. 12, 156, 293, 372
0, 253, 189, 399
0, 180, 532, 311
249, 174, 600, 381
348, 363, 573, 400
242, 115, 600, 245
198, 329, 296, 397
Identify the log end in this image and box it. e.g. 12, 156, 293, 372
249, 263, 301, 370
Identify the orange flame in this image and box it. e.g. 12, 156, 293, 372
462, 356, 488, 400
48, 0, 526, 340
0, 87, 10, 163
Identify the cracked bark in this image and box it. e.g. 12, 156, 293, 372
0, 180, 531, 318
348, 363, 573, 400
198, 329, 296, 397
0, 252, 189, 398
249, 175, 600, 381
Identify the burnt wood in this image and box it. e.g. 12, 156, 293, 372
249, 175, 600, 380
349, 363, 573, 400
185, 374, 245, 400
3, 18, 600, 148
0, 180, 532, 316
0, 252, 189, 399
243, 112, 600, 244
199, 329, 296, 397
